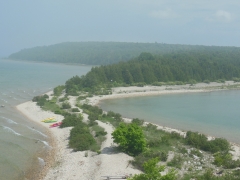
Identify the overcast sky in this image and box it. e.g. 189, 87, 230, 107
1, 0, 240, 57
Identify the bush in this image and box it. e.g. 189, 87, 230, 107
60, 114, 83, 128
132, 118, 144, 126
107, 111, 122, 121
188, 79, 197, 85
54, 85, 65, 96
185, 131, 230, 153
43, 94, 49, 99
214, 152, 240, 168
32, 95, 49, 106
88, 113, 99, 121
203, 79, 210, 84
62, 102, 71, 109
132, 149, 168, 170
132, 82, 146, 87
95, 130, 107, 137
167, 154, 183, 169
145, 123, 158, 131
69, 125, 97, 151
112, 123, 146, 156
129, 158, 176, 180
151, 82, 163, 86
54, 110, 62, 114
82, 104, 103, 115
88, 120, 98, 126
170, 132, 182, 139
59, 96, 69, 102
233, 77, 240, 82
175, 81, 184, 85
72, 108, 80, 112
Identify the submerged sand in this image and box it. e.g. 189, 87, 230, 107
16, 82, 240, 179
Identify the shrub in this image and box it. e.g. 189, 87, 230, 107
60, 114, 83, 128
203, 79, 210, 84
82, 104, 102, 113
54, 110, 62, 114
167, 154, 183, 169
59, 96, 69, 102
95, 130, 107, 137
233, 77, 240, 82
132, 118, 144, 126
88, 113, 99, 121
112, 123, 146, 156
69, 125, 97, 151
214, 152, 240, 168
188, 79, 197, 85
54, 85, 65, 96
145, 123, 158, 131
32, 95, 49, 106
151, 82, 163, 86
175, 81, 184, 85
43, 94, 49, 99
88, 120, 98, 126
132, 151, 168, 171
62, 102, 71, 109
170, 132, 182, 139
107, 111, 122, 121
185, 131, 230, 153
129, 158, 176, 180
72, 108, 80, 112
189, 149, 203, 158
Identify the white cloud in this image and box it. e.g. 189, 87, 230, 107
207, 10, 233, 23
215, 10, 232, 22
150, 8, 177, 19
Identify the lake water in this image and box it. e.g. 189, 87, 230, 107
99, 90, 240, 144
0, 59, 91, 180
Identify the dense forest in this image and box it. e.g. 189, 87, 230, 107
8, 41, 240, 65
65, 51, 240, 94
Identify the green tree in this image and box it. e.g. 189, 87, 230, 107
112, 123, 146, 156
128, 158, 176, 180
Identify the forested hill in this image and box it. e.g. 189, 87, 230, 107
64, 51, 240, 94
8, 42, 240, 65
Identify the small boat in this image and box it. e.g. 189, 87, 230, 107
0, 105, 5, 107
41, 117, 55, 122
44, 119, 57, 123
49, 122, 62, 128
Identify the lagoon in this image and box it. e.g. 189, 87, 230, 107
99, 90, 240, 144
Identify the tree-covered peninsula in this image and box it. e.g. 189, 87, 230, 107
8, 42, 240, 65
65, 51, 240, 95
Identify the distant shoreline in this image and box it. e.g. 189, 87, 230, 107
87, 81, 240, 106
5, 58, 95, 67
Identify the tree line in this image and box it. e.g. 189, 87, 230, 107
8, 41, 240, 65
64, 51, 240, 94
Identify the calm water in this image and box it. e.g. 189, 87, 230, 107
0, 59, 91, 180
99, 90, 240, 144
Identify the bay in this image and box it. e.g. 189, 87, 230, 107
99, 90, 240, 144
0, 59, 91, 180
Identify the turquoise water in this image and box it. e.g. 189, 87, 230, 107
99, 90, 240, 144
0, 59, 91, 180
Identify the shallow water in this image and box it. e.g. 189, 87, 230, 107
0, 59, 91, 180
99, 90, 240, 144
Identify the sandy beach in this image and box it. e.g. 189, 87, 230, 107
16, 82, 240, 179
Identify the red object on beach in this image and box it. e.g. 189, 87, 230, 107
49, 122, 62, 128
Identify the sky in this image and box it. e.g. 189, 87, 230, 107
0, 0, 240, 57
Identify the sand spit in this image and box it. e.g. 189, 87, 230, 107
16, 82, 240, 179
16, 98, 141, 180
